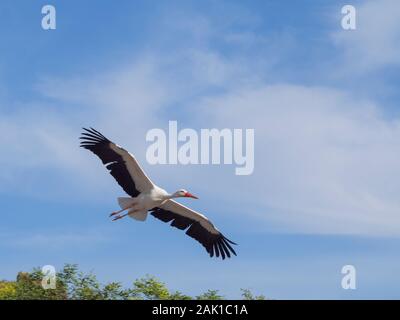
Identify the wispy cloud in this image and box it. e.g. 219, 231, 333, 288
1, 2, 400, 238
195, 84, 400, 235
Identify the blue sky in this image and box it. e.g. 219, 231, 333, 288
1, 0, 400, 299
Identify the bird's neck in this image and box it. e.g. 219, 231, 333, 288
164, 193, 178, 200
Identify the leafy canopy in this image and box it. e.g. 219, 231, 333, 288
0, 264, 266, 300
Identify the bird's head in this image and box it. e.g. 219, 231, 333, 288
173, 189, 199, 199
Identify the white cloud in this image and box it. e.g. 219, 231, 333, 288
193, 84, 400, 235
0, 58, 179, 200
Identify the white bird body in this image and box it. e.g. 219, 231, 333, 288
80, 128, 237, 259
117, 186, 169, 221
134, 186, 170, 209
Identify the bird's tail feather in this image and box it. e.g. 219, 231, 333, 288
128, 210, 148, 221
118, 197, 135, 209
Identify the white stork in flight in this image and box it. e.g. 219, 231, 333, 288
80, 128, 237, 259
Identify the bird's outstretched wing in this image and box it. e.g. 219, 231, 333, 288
80, 128, 154, 197
150, 200, 237, 259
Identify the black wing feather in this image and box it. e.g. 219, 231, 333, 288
150, 207, 237, 260
79, 128, 140, 197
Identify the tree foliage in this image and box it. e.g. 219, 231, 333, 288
240, 288, 266, 300
0, 264, 266, 300
0, 281, 17, 300
196, 289, 224, 300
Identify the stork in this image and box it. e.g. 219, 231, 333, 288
80, 128, 237, 259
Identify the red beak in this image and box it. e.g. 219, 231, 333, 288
185, 192, 198, 199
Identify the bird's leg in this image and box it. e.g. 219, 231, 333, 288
110, 198, 138, 217
113, 212, 131, 221
109, 205, 132, 217
112, 213, 129, 221
109, 208, 125, 217
112, 204, 142, 221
